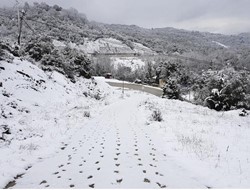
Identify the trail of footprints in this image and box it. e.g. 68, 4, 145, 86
113, 127, 123, 185
38, 127, 108, 188
131, 129, 167, 188
39, 126, 167, 188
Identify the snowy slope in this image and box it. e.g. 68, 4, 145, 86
53, 38, 155, 55
111, 57, 146, 71
1, 60, 250, 188
0, 58, 112, 188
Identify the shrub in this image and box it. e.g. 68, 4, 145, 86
84, 111, 90, 118
162, 78, 180, 99
196, 68, 250, 110
151, 109, 163, 122
25, 37, 53, 61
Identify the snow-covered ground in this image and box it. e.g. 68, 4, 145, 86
111, 57, 146, 71
1, 58, 250, 188
53, 38, 155, 55
0, 58, 113, 188
212, 41, 229, 49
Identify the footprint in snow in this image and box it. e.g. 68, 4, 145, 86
25, 166, 32, 170
116, 178, 123, 183
39, 180, 47, 185
89, 184, 95, 188
156, 182, 167, 188
149, 164, 157, 168
144, 178, 151, 183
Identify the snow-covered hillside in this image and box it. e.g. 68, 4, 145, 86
1, 58, 250, 188
53, 38, 155, 55
111, 57, 146, 71
53, 38, 151, 72
0, 58, 112, 188
212, 41, 229, 49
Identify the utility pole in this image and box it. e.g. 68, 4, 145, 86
17, 9, 25, 46
122, 78, 124, 97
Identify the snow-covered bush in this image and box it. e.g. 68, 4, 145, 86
83, 111, 90, 118
25, 37, 53, 61
151, 109, 163, 122
162, 78, 180, 99
195, 68, 250, 110
0, 41, 14, 62
24, 37, 92, 81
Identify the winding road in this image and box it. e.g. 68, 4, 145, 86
106, 81, 163, 97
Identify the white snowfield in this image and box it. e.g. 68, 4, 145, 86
212, 41, 229, 49
111, 57, 146, 71
53, 38, 155, 55
1, 58, 250, 188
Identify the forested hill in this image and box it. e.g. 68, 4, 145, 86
103, 24, 250, 69
1, 2, 250, 70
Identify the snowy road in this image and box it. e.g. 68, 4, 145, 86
10, 97, 208, 189
106, 81, 163, 97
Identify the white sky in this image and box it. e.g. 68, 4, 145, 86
1, 0, 250, 34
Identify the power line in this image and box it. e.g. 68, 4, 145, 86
23, 19, 35, 34
26, 17, 84, 36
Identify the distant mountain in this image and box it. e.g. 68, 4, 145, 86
0, 2, 250, 70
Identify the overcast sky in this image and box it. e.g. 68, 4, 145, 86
1, 0, 250, 35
